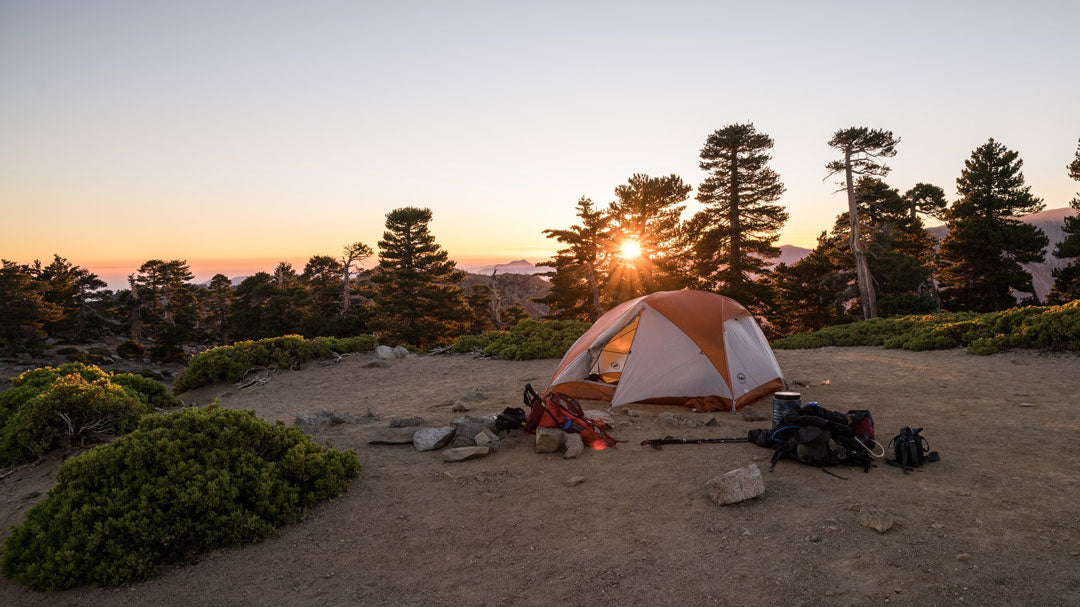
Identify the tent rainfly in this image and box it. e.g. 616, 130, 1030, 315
547, 290, 784, 411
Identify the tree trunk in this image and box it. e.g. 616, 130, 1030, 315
489, 270, 502, 330
845, 148, 878, 319
341, 265, 351, 315
728, 149, 741, 296
583, 261, 604, 321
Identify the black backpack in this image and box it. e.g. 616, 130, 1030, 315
750, 405, 874, 475
886, 427, 940, 472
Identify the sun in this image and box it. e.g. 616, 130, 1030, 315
618, 239, 642, 260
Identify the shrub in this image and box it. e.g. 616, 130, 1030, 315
772, 301, 1080, 355
116, 340, 147, 359
0, 363, 176, 466
481, 319, 590, 360
0, 404, 360, 590
172, 335, 379, 393
449, 331, 507, 353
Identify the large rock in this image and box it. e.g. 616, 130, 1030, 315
474, 428, 500, 446
368, 428, 418, 445
450, 417, 495, 448
392, 345, 415, 358
375, 345, 396, 360
442, 446, 490, 462
294, 408, 362, 433
413, 426, 456, 451
535, 427, 565, 453
706, 463, 766, 506
563, 433, 584, 459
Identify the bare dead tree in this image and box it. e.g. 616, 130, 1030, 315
340, 241, 373, 315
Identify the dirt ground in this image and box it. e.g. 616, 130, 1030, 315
2, 347, 1079, 606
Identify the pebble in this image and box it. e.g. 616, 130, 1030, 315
956, 553, 971, 561
564, 476, 587, 487
452, 401, 470, 412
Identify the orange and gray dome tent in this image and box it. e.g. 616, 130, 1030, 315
547, 290, 784, 411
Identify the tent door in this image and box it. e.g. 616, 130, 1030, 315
589, 314, 640, 384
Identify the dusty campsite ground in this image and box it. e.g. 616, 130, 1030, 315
2, 347, 1079, 606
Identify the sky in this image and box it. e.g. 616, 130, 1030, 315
2, 0, 1078, 288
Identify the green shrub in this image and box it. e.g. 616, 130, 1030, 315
0, 404, 360, 590
173, 335, 379, 393
481, 320, 590, 360
772, 301, 1080, 355
449, 331, 507, 353
0, 363, 176, 466
116, 340, 147, 359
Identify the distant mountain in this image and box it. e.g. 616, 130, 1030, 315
772, 244, 812, 266
462, 272, 551, 319
928, 206, 1076, 301
460, 259, 553, 276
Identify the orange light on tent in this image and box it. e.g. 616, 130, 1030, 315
590, 440, 607, 451
618, 239, 641, 260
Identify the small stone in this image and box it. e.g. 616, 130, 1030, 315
931, 522, 944, 529
452, 401, 471, 412
956, 552, 971, 561
413, 426, 456, 451
564, 476, 587, 487
392, 345, 413, 358
705, 463, 766, 506
389, 416, 425, 428
563, 433, 584, 459
375, 345, 395, 360
741, 407, 769, 422
626, 409, 641, 418
704, 416, 719, 427
367, 428, 418, 445
659, 412, 683, 429
535, 427, 565, 453
857, 508, 895, 534
684, 418, 702, 429
441, 446, 490, 462
1019, 402, 1035, 407
584, 409, 614, 426
450, 417, 494, 447
365, 360, 391, 368
474, 428, 499, 445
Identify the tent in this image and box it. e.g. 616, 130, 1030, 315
547, 290, 784, 411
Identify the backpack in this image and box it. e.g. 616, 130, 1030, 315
522, 384, 620, 449
886, 427, 940, 472
751, 404, 875, 475
493, 407, 527, 433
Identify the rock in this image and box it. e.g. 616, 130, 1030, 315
389, 416, 425, 428
294, 408, 362, 433
368, 428, 418, 445
857, 508, 895, 533
684, 418, 702, 429
365, 360, 391, 368
931, 522, 944, 529
741, 407, 769, 422
450, 417, 494, 447
442, 446, 490, 462
704, 416, 719, 426
110, 354, 122, 361
413, 426, 456, 451
956, 552, 971, 561
564, 475, 587, 487
452, 401, 470, 412
535, 427, 565, 453
626, 409, 641, 418
563, 433, 584, 459
659, 412, 684, 429
474, 428, 499, 446
584, 409, 614, 426
392, 345, 414, 358
705, 463, 766, 506
375, 345, 395, 360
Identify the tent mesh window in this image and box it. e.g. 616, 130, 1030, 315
589, 314, 640, 384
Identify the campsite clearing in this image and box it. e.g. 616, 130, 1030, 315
1, 347, 1078, 606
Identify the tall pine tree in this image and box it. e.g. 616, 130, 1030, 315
538, 196, 611, 320
606, 173, 691, 302
686, 123, 787, 313
826, 127, 900, 319
372, 207, 470, 347
1047, 138, 1080, 304
938, 139, 1047, 311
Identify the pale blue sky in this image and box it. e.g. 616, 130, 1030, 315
2, 0, 1078, 285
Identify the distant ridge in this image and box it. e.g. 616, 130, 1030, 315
460, 259, 553, 275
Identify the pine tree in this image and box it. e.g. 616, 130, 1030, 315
902, 183, 949, 221
607, 173, 692, 302
372, 207, 470, 347
938, 138, 1048, 311
301, 255, 346, 336
826, 127, 900, 319
465, 283, 495, 333
0, 260, 61, 353
132, 260, 198, 358
203, 274, 234, 345
686, 123, 787, 313
31, 255, 111, 340
1047, 139, 1080, 304
767, 233, 848, 337
539, 196, 611, 320
499, 302, 530, 327
230, 273, 275, 340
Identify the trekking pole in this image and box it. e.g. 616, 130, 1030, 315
641, 436, 750, 450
